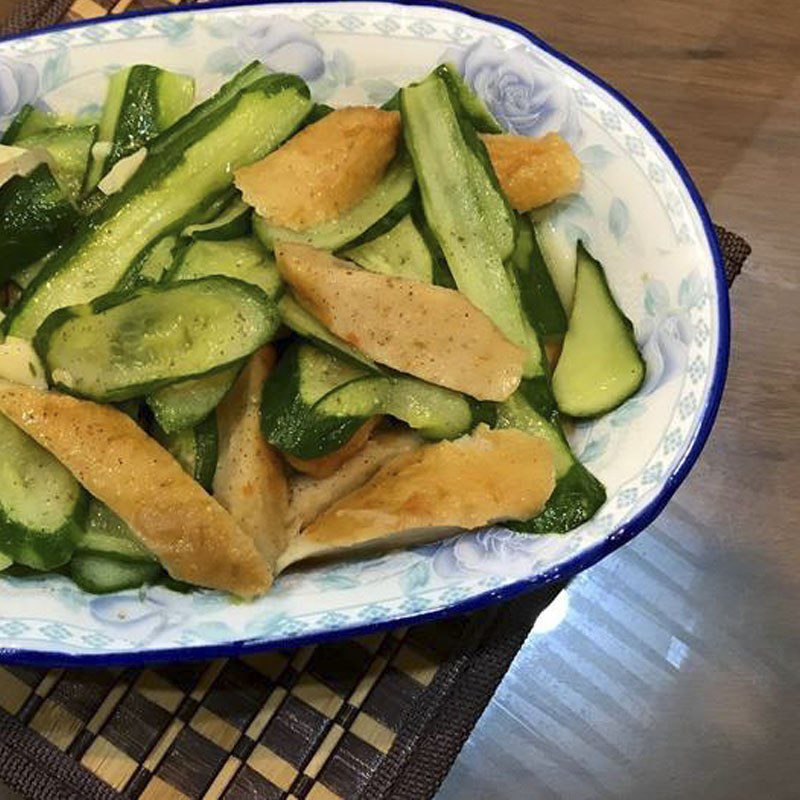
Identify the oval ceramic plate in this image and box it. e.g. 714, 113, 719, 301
0, 0, 728, 666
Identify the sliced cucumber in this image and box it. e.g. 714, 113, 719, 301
147, 364, 239, 435
86, 65, 195, 191
278, 294, 379, 371
412, 201, 455, 288
70, 552, 163, 594
6, 68, 311, 340
155, 413, 218, 491
0, 552, 11, 571
89, 67, 131, 187
135, 235, 177, 284
510, 216, 567, 341
533, 216, 577, 313
168, 237, 281, 298
262, 344, 377, 460
302, 103, 334, 126
435, 63, 503, 134
317, 373, 473, 441
76, 500, 155, 562
2, 105, 59, 145
0, 412, 86, 570
0, 163, 79, 279
497, 378, 606, 533
12, 256, 49, 290
552, 244, 645, 417
182, 197, 251, 240
496, 386, 573, 477
343, 214, 434, 282
36, 276, 279, 403
402, 73, 543, 376
17, 125, 97, 202
439, 74, 516, 260
253, 153, 415, 253
262, 344, 473, 459
155, 69, 196, 130
147, 61, 268, 156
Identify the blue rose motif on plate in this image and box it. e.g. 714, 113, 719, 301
446, 39, 582, 143
0, 55, 39, 118
638, 273, 705, 394
432, 528, 540, 580
238, 16, 324, 79
206, 15, 324, 82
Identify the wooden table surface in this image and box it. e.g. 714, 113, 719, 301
0, 1, 798, 798
436, 1, 800, 798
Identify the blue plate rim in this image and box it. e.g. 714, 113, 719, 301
0, 0, 730, 668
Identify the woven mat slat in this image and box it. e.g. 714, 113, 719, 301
0, 3, 751, 799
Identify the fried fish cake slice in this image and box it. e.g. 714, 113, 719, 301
278, 426, 554, 570
0, 381, 271, 597
236, 107, 402, 230
214, 346, 289, 572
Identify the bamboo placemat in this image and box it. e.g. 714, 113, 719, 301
0, 3, 751, 799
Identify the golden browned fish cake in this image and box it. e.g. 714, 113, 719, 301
482, 132, 581, 212
286, 428, 422, 539
275, 243, 525, 402
213, 347, 289, 572
235, 107, 401, 230
278, 426, 555, 570
0, 381, 272, 597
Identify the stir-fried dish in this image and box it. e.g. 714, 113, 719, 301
0, 61, 645, 597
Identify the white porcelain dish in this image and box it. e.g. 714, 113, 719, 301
0, 0, 728, 666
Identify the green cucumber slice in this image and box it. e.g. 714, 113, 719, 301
496, 377, 606, 533
155, 413, 218, 491
6, 68, 311, 340
401, 72, 542, 376
2, 106, 50, 144
0, 412, 86, 570
316, 373, 473, 441
262, 344, 474, 460
262, 344, 374, 460
76, 500, 155, 562
552, 244, 646, 417
147, 364, 240, 435
434, 63, 503, 134
0, 552, 11, 571
70, 552, 163, 594
155, 69, 196, 130
533, 216, 578, 313
168, 237, 281, 298
182, 197, 251, 240
343, 214, 434, 282
510, 216, 567, 341
302, 103, 334, 126
17, 125, 98, 202
135, 235, 177, 285
86, 65, 195, 191
36, 276, 279, 403
253, 153, 415, 253
13, 255, 50, 290
511, 461, 608, 535
0, 164, 79, 279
